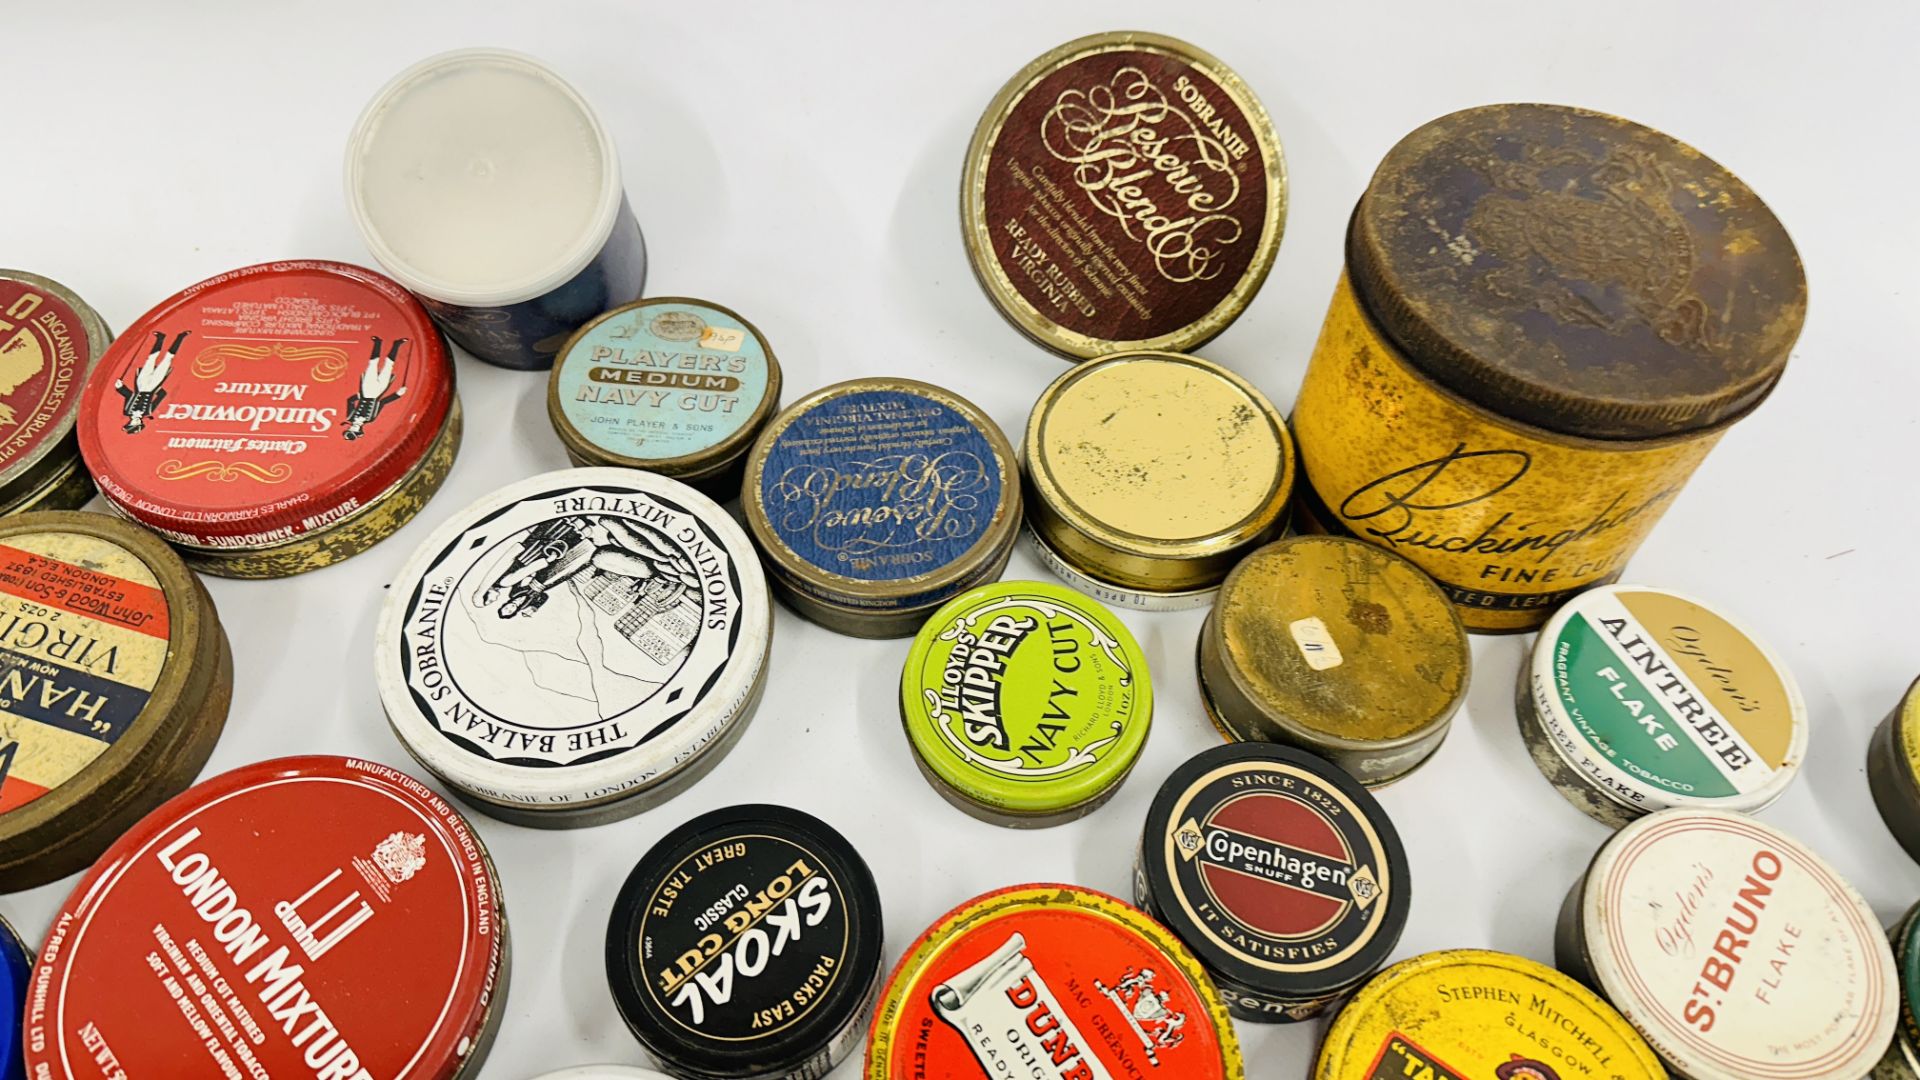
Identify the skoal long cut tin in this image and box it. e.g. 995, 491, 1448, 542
0, 272, 110, 516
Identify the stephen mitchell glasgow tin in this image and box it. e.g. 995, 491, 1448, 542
0, 272, 111, 516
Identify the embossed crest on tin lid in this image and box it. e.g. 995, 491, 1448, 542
0, 272, 110, 505
1350, 103, 1806, 439
963, 31, 1287, 360
0, 915, 28, 1079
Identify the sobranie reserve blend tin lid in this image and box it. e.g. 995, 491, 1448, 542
375, 468, 769, 819
24, 756, 506, 1080
606, 804, 883, 1078
76, 261, 455, 551
0, 916, 28, 1080
0, 271, 110, 503
962, 32, 1286, 360
1566, 809, 1897, 1080
901, 580, 1153, 823
865, 884, 1242, 1078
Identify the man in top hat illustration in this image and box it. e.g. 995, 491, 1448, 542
343, 336, 408, 441
116, 330, 186, 434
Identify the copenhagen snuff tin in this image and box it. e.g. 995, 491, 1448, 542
606, 804, 883, 1079
865, 884, 1243, 1078
1557, 809, 1897, 1080
0, 511, 233, 892
900, 580, 1153, 827
1873, 902, 1920, 1078
0, 916, 28, 1079
1869, 677, 1920, 863
1136, 743, 1410, 1023
1199, 536, 1469, 785
0, 272, 110, 516
1521, 585, 1806, 826
376, 468, 771, 827
24, 756, 509, 1080
962, 32, 1286, 360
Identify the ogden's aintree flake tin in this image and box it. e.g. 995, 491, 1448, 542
865, 884, 1243, 1078
1521, 585, 1806, 826
606, 804, 883, 1079
1557, 809, 1897, 1080
0, 272, 110, 516
743, 378, 1019, 638
1874, 902, 1920, 1078
376, 468, 771, 827
1869, 677, 1920, 864
24, 756, 509, 1080
962, 31, 1286, 360
1137, 743, 1409, 1023
900, 580, 1152, 826
0, 916, 28, 1080
1315, 949, 1665, 1080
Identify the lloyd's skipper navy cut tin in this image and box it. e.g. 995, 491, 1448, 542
0, 272, 110, 517
0, 915, 28, 1080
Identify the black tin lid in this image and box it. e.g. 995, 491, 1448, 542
606, 804, 884, 1078
1140, 743, 1410, 1001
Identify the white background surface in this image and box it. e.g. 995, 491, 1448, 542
10, 2, 1920, 1076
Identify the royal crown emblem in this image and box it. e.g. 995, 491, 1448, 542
1095, 967, 1186, 1066
371, 831, 427, 884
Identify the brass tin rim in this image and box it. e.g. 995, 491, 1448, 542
0, 272, 111, 503
766, 526, 1018, 639
1024, 523, 1218, 612
0, 444, 95, 517
1870, 679, 1920, 864
960, 32, 1287, 361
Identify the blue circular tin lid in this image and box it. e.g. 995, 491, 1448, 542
0, 915, 30, 1080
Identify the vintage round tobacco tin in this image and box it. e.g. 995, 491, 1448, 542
1557, 809, 1897, 1080
1521, 585, 1806, 826
865, 884, 1243, 1078
1873, 902, 1920, 1078
376, 468, 771, 827
0, 271, 111, 516
962, 31, 1286, 360
1315, 949, 1665, 1079
529, 1070, 675, 1080
0, 915, 28, 1080
1024, 351, 1292, 605
1199, 536, 1468, 785
24, 755, 508, 1080
0, 511, 233, 893
1869, 677, 1920, 864
1136, 743, 1409, 1023
900, 580, 1153, 827
606, 804, 883, 1078
742, 378, 1019, 638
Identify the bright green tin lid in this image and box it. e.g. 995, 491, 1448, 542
900, 580, 1152, 818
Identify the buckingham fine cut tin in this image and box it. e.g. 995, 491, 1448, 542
1869, 678, 1920, 863
742, 378, 1020, 637
1557, 809, 1898, 1080
0, 272, 111, 516
865, 883, 1243, 1078
549, 297, 782, 495
75, 260, 461, 578
1199, 536, 1468, 785
376, 468, 771, 827
1137, 743, 1410, 1023
0, 916, 28, 1079
1292, 103, 1806, 632
962, 31, 1286, 360
1025, 351, 1293, 609
0, 511, 232, 892
348, 49, 646, 370
900, 580, 1153, 827
1521, 584, 1807, 827
606, 804, 884, 1079
1875, 902, 1920, 1078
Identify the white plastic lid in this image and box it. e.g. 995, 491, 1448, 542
345, 49, 623, 307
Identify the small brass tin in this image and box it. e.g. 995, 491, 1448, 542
1870, 677, 1920, 864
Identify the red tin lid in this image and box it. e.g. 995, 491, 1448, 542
26, 755, 504, 1080
77, 261, 454, 549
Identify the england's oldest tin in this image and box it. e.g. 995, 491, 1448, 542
347, 49, 646, 370
900, 580, 1153, 827
1198, 536, 1468, 784
865, 884, 1243, 1078
0, 272, 111, 516
1873, 902, 1920, 1078
1870, 678, 1920, 864
1521, 585, 1806, 826
606, 805, 883, 1079
1292, 104, 1806, 632
0, 916, 28, 1080
1557, 809, 1898, 1080
375, 468, 771, 827
962, 31, 1286, 360
24, 756, 509, 1080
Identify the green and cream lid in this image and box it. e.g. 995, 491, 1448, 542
1528, 584, 1806, 817
900, 580, 1151, 815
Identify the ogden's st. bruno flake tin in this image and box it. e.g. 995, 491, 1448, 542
1291, 104, 1806, 632
1315, 949, 1666, 1080
0, 511, 233, 893
1024, 351, 1293, 608
900, 580, 1153, 827
1874, 902, 1920, 1078
742, 378, 1019, 638
1869, 677, 1920, 864
24, 756, 509, 1080
1557, 809, 1898, 1080
962, 31, 1286, 360
0, 272, 111, 516
376, 468, 771, 827
865, 884, 1243, 1078
76, 260, 461, 578
1136, 743, 1410, 1023
606, 804, 884, 1079
1521, 585, 1806, 827
0, 916, 28, 1080
1198, 536, 1468, 785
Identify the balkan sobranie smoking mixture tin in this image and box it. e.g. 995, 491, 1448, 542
0, 915, 28, 1080
1869, 677, 1920, 863
376, 468, 771, 827
0, 272, 111, 517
